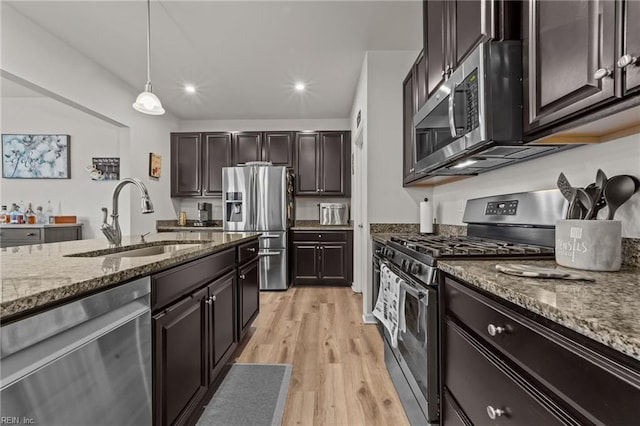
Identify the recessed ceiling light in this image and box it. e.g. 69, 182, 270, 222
295, 82, 305, 92
184, 85, 196, 94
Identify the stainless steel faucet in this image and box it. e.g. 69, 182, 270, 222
101, 178, 154, 245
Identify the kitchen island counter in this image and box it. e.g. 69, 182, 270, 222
439, 259, 640, 362
0, 231, 260, 320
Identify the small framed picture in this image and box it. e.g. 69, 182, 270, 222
149, 153, 161, 178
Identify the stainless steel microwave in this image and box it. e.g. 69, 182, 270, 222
413, 41, 524, 175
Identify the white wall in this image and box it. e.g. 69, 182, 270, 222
433, 134, 640, 237
1, 5, 179, 237
366, 51, 432, 223
1, 98, 122, 238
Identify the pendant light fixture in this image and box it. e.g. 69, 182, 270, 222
133, 0, 165, 115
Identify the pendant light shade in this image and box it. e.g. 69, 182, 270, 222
133, 0, 165, 115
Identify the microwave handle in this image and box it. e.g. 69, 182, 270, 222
448, 90, 458, 138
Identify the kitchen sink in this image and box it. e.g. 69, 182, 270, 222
65, 243, 202, 258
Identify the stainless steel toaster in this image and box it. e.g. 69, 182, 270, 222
319, 203, 349, 226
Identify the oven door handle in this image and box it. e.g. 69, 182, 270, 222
381, 261, 427, 300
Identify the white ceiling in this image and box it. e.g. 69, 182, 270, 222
6, 1, 423, 120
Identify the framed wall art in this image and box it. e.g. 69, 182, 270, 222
2, 134, 70, 179
149, 152, 161, 178
91, 157, 120, 181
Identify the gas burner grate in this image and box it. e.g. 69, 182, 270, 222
390, 235, 554, 258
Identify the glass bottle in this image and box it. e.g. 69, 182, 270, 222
0, 205, 8, 223
25, 203, 36, 224
45, 201, 54, 224
36, 206, 45, 224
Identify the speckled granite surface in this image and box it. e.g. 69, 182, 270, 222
0, 231, 260, 320
291, 220, 353, 231
369, 223, 420, 234
156, 219, 223, 232
622, 238, 640, 267
435, 224, 467, 237
0, 223, 83, 229
438, 259, 640, 361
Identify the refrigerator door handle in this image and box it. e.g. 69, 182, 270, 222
259, 234, 280, 239
258, 251, 281, 257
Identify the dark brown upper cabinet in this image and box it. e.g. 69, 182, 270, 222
523, 0, 616, 133
403, 67, 417, 185
171, 132, 232, 197
295, 131, 351, 197
203, 133, 233, 196
621, 0, 640, 95
423, 0, 519, 99
171, 133, 202, 197
232, 132, 262, 165
262, 132, 294, 167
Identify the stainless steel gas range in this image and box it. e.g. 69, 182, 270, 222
372, 190, 567, 425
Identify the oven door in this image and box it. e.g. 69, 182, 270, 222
382, 262, 439, 423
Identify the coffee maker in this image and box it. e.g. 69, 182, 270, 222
195, 202, 214, 226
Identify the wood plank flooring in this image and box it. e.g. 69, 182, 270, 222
234, 286, 409, 426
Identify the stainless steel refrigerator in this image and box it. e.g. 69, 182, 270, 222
222, 164, 294, 290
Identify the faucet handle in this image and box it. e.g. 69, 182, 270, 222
101, 207, 109, 224
139, 232, 150, 243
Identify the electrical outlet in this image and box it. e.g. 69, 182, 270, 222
457, 199, 465, 213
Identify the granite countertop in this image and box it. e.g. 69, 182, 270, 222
0, 223, 82, 228
157, 225, 223, 232
291, 220, 353, 231
0, 231, 260, 320
438, 259, 640, 361
371, 232, 418, 243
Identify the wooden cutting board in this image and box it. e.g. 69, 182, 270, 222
495, 264, 595, 281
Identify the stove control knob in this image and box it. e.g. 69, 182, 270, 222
388, 250, 395, 259
411, 263, 422, 275
405, 261, 413, 272
401, 259, 408, 270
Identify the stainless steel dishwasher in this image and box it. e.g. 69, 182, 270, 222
0, 277, 152, 425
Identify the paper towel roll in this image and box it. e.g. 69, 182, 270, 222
420, 199, 434, 234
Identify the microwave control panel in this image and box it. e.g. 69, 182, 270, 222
485, 200, 518, 216
463, 69, 480, 131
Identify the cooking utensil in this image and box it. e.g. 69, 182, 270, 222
566, 188, 586, 219
495, 264, 595, 281
586, 169, 608, 219
558, 173, 582, 219
557, 173, 574, 201
604, 175, 638, 220
575, 188, 593, 219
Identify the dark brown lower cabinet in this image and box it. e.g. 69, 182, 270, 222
208, 271, 237, 383
291, 231, 353, 286
238, 258, 259, 339
153, 287, 208, 426
441, 274, 640, 425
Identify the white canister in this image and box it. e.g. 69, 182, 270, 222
555, 220, 622, 271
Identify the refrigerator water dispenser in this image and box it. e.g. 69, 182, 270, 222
225, 192, 243, 222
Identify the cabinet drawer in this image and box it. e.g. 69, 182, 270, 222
0, 228, 42, 242
291, 230, 349, 242
238, 240, 259, 264
152, 249, 235, 311
444, 277, 640, 424
444, 319, 568, 426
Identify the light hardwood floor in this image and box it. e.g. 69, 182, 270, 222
234, 286, 410, 426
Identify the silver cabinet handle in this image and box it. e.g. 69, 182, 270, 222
247, 247, 256, 253
486, 406, 505, 419
594, 68, 613, 80
27, 233, 36, 236
240, 274, 246, 280
211, 295, 216, 302
205, 298, 213, 305
409, 168, 414, 173
618, 54, 638, 68
487, 324, 505, 336
318, 234, 322, 238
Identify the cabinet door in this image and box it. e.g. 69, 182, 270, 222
621, 0, 640, 95
171, 133, 202, 197
233, 132, 262, 165
208, 272, 237, 381
292, 243, 320, 284
424, 0, 447, 97
153, 288, 208, 426
319, 242, 348, 282
415, 51, 427, 111
239, 259, 259, 334
452, 0, 493, 66
203, 132, 232, 197
524, 0, 616, 132
295, 132, 320, 195
402, 69, 416, 184
263, 132, 294, 167
319, 131, 350, 197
